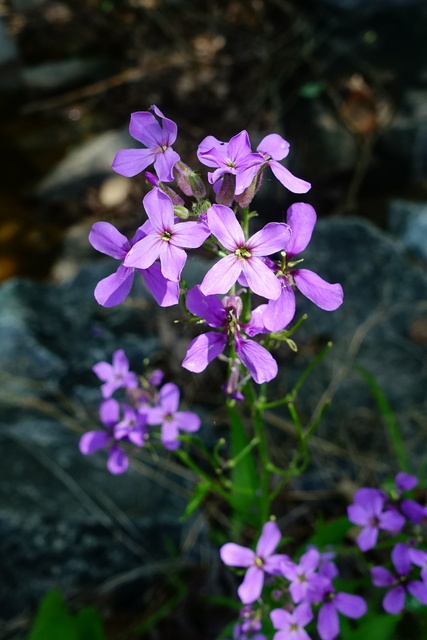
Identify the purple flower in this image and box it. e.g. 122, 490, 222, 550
79, 399, 130, 474
394, 472, 427, 524
409, 547, 427, 581
316, 591, 366, 640
347, 488, 405, 551
371, 543, 427, 614
395, 472, 418, 492
197, 131, 263, 196
239, 133, 311, 198
144, 382, 201, 450
200, 204, 291, 300
89, 220, 179, 308
112, 105, 180, 181
114, 403, 148, 446
182, 286, 279, 384
220, 521, 289, 604
280, 548, 330, 604
124, 188, 210, 281
270, 603, 313, 640
92, 349, 138, 399
261, 203, 343, 332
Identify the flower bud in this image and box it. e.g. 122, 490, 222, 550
215, 173, 236, 207
173, 162, 206, 198
145, 171, 184, 206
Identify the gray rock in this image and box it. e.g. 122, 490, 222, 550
22, 58, 106, 92
35, 128, 134, 200
388, 199, 427, 262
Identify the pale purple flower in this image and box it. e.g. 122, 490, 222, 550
124, 188, 210, 281
114, 403, 148, 446
270, 603, 313, 640
220, 521, 289, 604
316, 590, 366, 640
239, 133, 311, 197
347, 487, 405, 551
395, 472, 418, 492
182, 286, 279, 384
226, 623, 266, 640
371, 543, 427, 614
409, 547, 427, 581
262, 203, 343, 332
112, 105, 180, 181
200, 204, 291, 300
89, 220, 179, 308
394, 472, 427, 524
197, 131, 263, 196
79, 399, 129, 474
144, 382, 201, 450
238, 604, 262, 634
280, 548, 330, 604
92, 349, 138, 399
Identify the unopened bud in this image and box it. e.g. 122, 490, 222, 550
235, 170, 264, 208
145, 171, 184, 206
215, 173, 236, 207
173, 162, 206, 198
173, 205, 190, 219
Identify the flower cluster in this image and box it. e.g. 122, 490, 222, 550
79, 349, 201, 473
88, 104, 343, 398
348, 472, 427, 614
220, 521, 367, 640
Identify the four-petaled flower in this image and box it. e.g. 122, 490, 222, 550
280, 548, 330, 604
144, 382, 201, 450
124, 188, 210, 282
92, 349, 139, 398
220, 521, 289, 604
347, 487, 405, 551
112, 105, 180, 181
200, 204, 291, 300
270, 603, 313, 640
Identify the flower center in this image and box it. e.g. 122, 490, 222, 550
235, 246, 251, 260
254, 555, 264, 568
161, 231, 172, 242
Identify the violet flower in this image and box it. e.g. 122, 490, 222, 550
114, 403, 148, 446
371, 542, 427, 614
270, 603, 313, 640
200, 204, 291, 300
124, 188, 210, 282
280, 547, 330, 604
79, 399, 130, 474
220, 521, 289, 604
316, 590, 367, 640
89, 220, 179, 308
347, 487, 405, 551
394, 472, 427, 525
144, 382, 201, 450
261, 203, 343, 332
182, 286, 279, 384
112, 105, 180, 181
92, 349, 138, 399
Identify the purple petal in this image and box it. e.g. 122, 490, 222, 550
158, 382, 180, 413
171, 220, 210, 248
407, 580, 427, 605
334, 593, 367, 619
186, 286, 227, 327
220, 543, 254, 568
161, 420, 181, 450
227, 130, 253, 161
99, 398, 120, 425
293, 269, 344, 311
347, 503, 369, 526
182, 332, 227, 373
264, 553, 291, 575
150, 105, 178, 144
392, 543, 411, 576
89, 222, 130, 259
159, 242, 187, 281
243, 303, 269, 337
112, 348, 129, 375
270, 608, 292, 629
94, 265, 135, 307
396, 472, 418, 492
353, 488, 385, 512
238, 565, 265, 604
124, 234, 162, 270
175, 411, 201, 432
197, 135, 225, 163
206, 204, 244, 250
143, 187, 175, 233
112, 148, 156, 177
241, 258, 282, 300
317, 602, 339, 640
379, 508, 405, 533
79, 430, 110, 455
400, 499, 426, 524
236, 336, 278, 384
383, 586, 405, 614
356, 525, 378, 552
145, 406, 165, 425
409, 548, 427, 569
294, 602, 314, 627
300, 548, 320, 572
263, 283, 296, 332
256, 521, 281, 558
248, 222, 292, 256
258, 134, 290, 161
285, 203, 317, 257
153, 147, 180, 182
370, 566, 395, 587
269, 160, 311, 194
200, 255, 242, 296
92, 361, 113, 382
107, 446, 129, 474
129, 110, 162, 146
139, 262, 179, 307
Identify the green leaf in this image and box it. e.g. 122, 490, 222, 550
307, 516, 351, 549
339, 612, 398, 640
181, 481, 210, 520
75, 607, 105, 640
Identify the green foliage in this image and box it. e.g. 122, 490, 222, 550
340, 612, 399, 640
23, 588, 105, 640
308, 515, 352, 549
